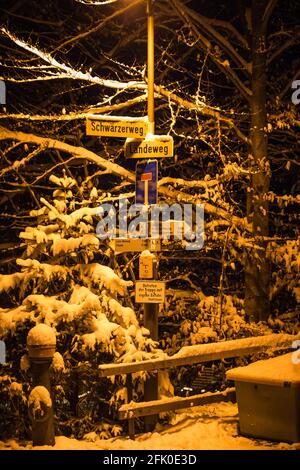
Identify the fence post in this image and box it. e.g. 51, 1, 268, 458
126, 374, 135, 439
27, 324, 56, 446
143, 254, 159, 432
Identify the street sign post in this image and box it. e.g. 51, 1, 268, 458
86, 115, 148, 138
84, 0, 161, 433
125, 134, 173, 158
136, 160, 158, 205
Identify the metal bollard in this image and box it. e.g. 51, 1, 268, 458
27, 324, 56, 446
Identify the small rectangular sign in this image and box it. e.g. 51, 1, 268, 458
139, 255, 154, 279
135, 281, 165, 303
86, 116, 148, 138
125, 135, 173, 158
136, 160, 158, 205
110, 238, 161, 254
0, 80, 6, 105
150, 219, 185, 238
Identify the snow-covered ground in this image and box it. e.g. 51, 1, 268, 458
1, 402, 299, 451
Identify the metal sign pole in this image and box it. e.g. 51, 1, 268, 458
143, 0, 158, 433
147, 0, 155, 135
142, 254, 159, 432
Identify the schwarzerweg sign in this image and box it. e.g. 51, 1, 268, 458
86, 114, 148, 138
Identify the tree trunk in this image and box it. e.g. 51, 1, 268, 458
245, 0, 271, 322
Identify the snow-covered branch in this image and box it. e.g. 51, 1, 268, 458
1, 28, 146, 91
0, 125, 250, 232
0, 95, 147, 121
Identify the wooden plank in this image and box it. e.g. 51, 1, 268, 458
98, 333, 299, 377
126, 375, 135, 440
119, 388, 236, 419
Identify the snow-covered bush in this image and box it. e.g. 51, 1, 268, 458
0, 174, 165, 440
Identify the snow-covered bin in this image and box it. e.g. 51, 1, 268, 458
27, 324, 56, 360
226, 353, 300, 443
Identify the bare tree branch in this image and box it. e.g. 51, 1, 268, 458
0, 125, 250, 232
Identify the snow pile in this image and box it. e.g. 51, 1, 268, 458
16, 258, 69, 282
173, 332, 300, 359
9, 382, 23, 395
108, 298, 138, 328
80, 263, 133, 296
52, 234, 99, 256
140, 249, 155, 259
0, 306, 30, 335
27, 324, 56, 346
3, 281, 156, 365
20, 354, 30, 372
51, 352, 65, 373
23, 287, 101, 325
1, 401, 299, 450
49, 174, 76, 189
180, 321, 218, 345
28, 386, 52, 419
268, 240, 299, 301
227, 352, 300, 385
0, 272, 25, 293
68, 285, 101, 310
81, 316, 120, 351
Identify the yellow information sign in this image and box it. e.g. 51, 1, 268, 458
86, 115, 148, 138
135, 281, 165, 304
125, 135, 173, 158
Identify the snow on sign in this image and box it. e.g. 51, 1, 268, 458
125, 134, 173, 158
135, 281, 165, 304
86, 114, 148, 138
136, 160, 157, 205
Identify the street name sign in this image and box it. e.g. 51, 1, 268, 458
136, 160, 158, 205
150, 219, 185, 238
86, 115, 148, 138
135, 280, 165, 304
125, 134, 173, 158
109, 238, 161, 254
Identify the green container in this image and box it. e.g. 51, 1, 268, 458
227, 353, 300, 443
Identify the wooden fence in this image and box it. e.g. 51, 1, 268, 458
98, 333, 299, 438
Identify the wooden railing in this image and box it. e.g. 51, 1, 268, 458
98, 332, 299, 438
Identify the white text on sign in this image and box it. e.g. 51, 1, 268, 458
135, 281, 165, 304
86, 117, 147, 138
125, 135, 173, 158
